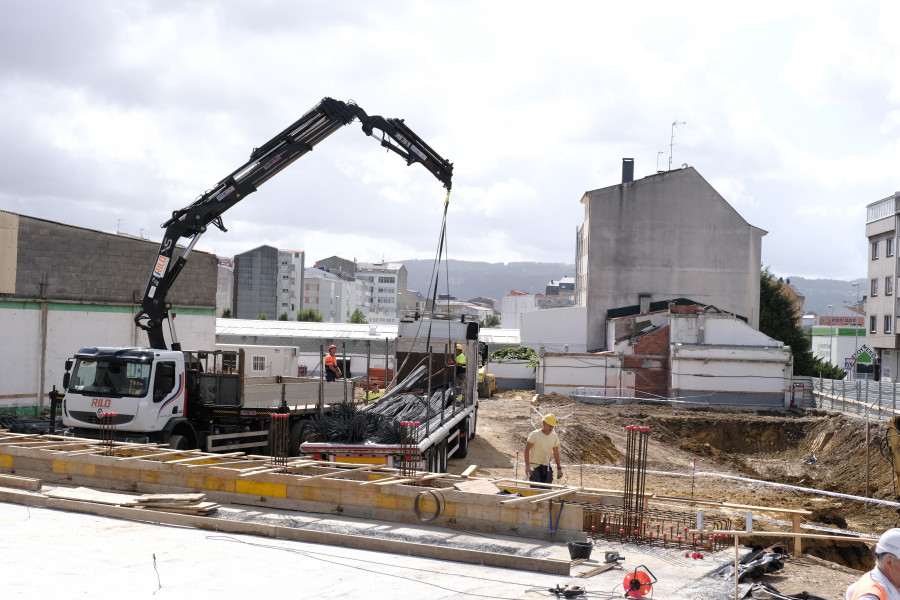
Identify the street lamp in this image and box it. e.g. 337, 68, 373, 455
851, 282, 860, 379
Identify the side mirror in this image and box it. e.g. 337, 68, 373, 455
65, 359, 73, 372
62, 372, 70, 390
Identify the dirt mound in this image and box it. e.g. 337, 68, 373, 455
560, 423, 622, 465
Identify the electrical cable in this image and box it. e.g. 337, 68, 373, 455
413, 489, 445, 521
207, 534, 552, 599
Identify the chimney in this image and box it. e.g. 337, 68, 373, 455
622, 158, 634, 183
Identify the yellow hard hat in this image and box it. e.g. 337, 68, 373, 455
543, 413, 557, 426
456, 344, 463, 351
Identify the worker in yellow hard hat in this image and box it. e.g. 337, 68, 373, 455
454, 343, 467, 381
524, 413, 562, 484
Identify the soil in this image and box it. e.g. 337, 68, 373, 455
450, 391, 899, 599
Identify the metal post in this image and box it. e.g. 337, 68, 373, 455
426, 345, 433, 438
852, 282, 860, 380
318, 344, 325, 416
365, 340, 371, 405
384, 337, 390, 389
342, 342, 348, 404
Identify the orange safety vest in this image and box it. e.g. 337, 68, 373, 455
325, 355, 338, 369
848, 573, 888, 600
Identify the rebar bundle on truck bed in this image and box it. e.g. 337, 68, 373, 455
303, 365, 454, 445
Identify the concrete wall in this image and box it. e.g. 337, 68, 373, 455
670, 345, 792, 408
490, 360, 536, 391
536, 352, 632, 396
581, 168, 764, 351
0, 211, 217, 416
500, 293, 536, 328
520, 306, 587, 353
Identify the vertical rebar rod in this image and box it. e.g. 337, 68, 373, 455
366, 340, 371, 404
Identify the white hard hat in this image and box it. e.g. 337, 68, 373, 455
877, 528, 900, 555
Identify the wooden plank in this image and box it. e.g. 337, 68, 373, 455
461, 465, 478, 478
690, 530, 876, 543
501, 487, 577, 505
0, 474, 42, 491
374, 478, 414, 487
576, 563, 617, 578
453, 479, 501, 495
288, 465, 381, 483
45, 486, 138, 506
530, 489, 577, 504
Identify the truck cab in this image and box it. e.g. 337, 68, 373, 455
62, 347, 196, 446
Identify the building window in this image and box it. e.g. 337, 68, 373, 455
872, 278, 879, 297
378, 276, 395, 284
873, 241, 880, 260
889, 237, 895, 257
886, 315, 893, 334
871, 315, 877, 333
252, 356, 266, 371
888, 277, 894, 296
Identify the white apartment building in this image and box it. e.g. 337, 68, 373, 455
303, 267, 366, 323
356, 261, 410, 324
865, 192, 900, 380
277, 249, 304, 316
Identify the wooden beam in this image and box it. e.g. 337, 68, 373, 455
461, 465, 478, 478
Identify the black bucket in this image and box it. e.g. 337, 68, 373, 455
567, 541, 593, 560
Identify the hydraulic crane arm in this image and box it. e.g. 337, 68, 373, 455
135, 97, 454, 350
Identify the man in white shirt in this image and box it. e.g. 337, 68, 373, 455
847, 528, 900, 600
524, 413, 562, 484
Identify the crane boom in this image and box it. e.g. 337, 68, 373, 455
135, 97, 453, 349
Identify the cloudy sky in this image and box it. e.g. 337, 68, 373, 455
1, 0, 897, 280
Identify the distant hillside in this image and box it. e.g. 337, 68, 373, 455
403, 259, 576, 302
784, 276, 866, 315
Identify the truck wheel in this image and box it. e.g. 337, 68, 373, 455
455, 425, 469, 459
438, 439, 448, 473
288, 420, 307, 457
168, 434, 189, 450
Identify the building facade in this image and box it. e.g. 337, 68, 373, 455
277, 249, 305, 317
0, 210, 217, 416
865, 192, 900, 380
356, 261, 410, 324
576, 164, 765, 351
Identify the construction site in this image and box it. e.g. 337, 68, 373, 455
1, 386, 892, 600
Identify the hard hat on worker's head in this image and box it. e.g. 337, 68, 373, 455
328, 345, 337, 351
456, 344, 463, 351
543, 413, 557, 427
877, 528, 900, 555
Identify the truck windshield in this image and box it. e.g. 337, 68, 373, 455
68, 359, 151, 398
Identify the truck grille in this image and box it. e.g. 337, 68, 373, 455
69, 411, 135, 425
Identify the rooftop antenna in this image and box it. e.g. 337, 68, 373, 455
656, 151, 665, 172
668, 120, 685, 171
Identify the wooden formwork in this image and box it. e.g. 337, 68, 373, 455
0, 431, 597, 543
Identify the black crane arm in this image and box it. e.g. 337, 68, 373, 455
135, 97, 453, 350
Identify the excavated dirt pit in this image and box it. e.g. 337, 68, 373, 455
456, 392, 899, 582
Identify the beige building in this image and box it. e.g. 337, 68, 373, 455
576, 163, 765, 351
865, 192, 900, 380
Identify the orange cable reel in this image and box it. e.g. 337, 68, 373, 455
623, 565, 657, 598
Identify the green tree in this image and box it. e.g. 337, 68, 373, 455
348, 309, 367, 324
277, 312, 289, 321
481, 315, 500, 328
296, 308, 324, 322
257, 313, 268, 320
759, 267, 845, 379
221, 307, 233, 318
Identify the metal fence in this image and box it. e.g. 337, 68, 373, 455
812, 377, 900, 422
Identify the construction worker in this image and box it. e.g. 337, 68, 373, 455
524, 413, 562, 484
454, 343, 467, 382
846, 528, 900, 600
325, 345, 342, 382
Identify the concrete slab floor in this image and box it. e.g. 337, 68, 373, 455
0, 488, 749, 600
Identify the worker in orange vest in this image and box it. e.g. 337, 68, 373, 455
846, 528, 900, 600
325, 345, 342, 382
